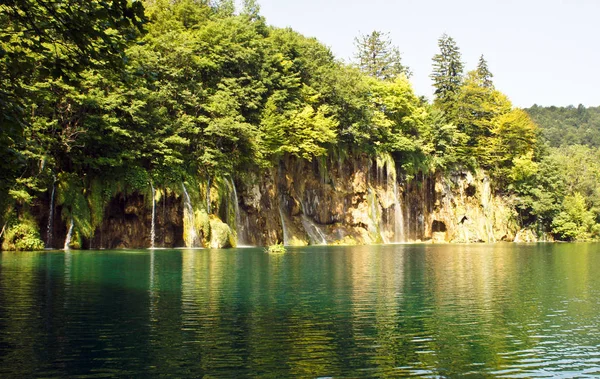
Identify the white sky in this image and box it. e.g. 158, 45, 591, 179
250, 0, 599, 108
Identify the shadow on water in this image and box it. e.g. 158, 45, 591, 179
1, 243, 600, 377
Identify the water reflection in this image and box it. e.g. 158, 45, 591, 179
0, 244, 600, 377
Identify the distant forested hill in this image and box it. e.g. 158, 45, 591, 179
525, 105, 600, 147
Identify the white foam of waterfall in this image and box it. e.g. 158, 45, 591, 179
376, 153, 406, 243
481, 177, 495, 243
279, 206, 289, 246
182, 183, 199, 248
366, 187, 387, 244
392, 180, 405, 243
229, 178, 248, 246
150, 183, 156, 249
64, 218, 74, 250
299, 199, 327, 245
46, 180, 56, 248
301, 215, 327, 245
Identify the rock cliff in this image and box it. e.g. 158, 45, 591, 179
35, 154, 520, 249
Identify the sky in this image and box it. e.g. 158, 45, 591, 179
251, 0, 599, 108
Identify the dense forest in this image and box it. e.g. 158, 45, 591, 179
526, 105, 600, 148
0, 0, 598, 250
519, 105, 600, 240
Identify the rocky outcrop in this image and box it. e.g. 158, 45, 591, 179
237, 155, 519, 246
32, 153, 521, 249
87, 192, 184, 249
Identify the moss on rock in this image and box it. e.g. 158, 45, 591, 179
209, 216, 235, 248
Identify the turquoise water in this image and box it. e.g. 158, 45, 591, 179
1, 244, 599, 378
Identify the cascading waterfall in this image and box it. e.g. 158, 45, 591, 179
366, 187, 386, 243
299, 200, 327, 245
301, 215, 327, 245
64, 218, 74, 250
46, 179, 56, 248
392, 180, 404, 243
150, 183, 156, 249
228, 178, 247, 246
481, 177, 495, 243
375, 153, 406, 243
279, 206, 289, 246
182, 183, 199, 248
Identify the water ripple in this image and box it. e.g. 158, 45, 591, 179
1, 245, 600, 377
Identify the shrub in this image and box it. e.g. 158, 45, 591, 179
266, 243, 286, 254
2, 218, 45, 251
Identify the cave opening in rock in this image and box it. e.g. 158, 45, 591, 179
432, 220, 447, 232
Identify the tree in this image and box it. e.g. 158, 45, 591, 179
241, 0, 261, 21
454, 70, 511, 165
354, 31, 411, 80
525, 104, 600, 148
488, 108, 538, 181
552, 193, 599, 241
0, 0, 146, 224
365, 76, 424, 155
420, 107, 468, 170
476, 55, 493, 88
430, 34, 464, 119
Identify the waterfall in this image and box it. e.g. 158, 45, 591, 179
376, 153, 405, 243
301, 215, 327, 245
229, 178, 247, 246
367, 187, 387, 244
46, 180, 56, 248
482, 177, 495, 243
64, 218, 74, 250
392, 180, 405, 243
279, 206, 289, 246
299, 199, 327, 245
150, 183, 156, 249
182, 183, 199, 248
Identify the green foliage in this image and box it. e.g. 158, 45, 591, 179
124, 167, 151, 193
354, 30, 411, 80
266, 243, 286, 254
526, 105, 600, 148
56, 173, 93, 239
431, 34, 464, 119
510, 145, 600, 240
476, 55, 494, 89
0, 0, 587, 247
261, 98, 338, 160
195, 209, 211, 246
552, 193, 599, 241
487, 108, 538, 182
1, 216, 44, 251
0, 0, 146, 209
209, 216, 235, 248
420, 107, 468, 170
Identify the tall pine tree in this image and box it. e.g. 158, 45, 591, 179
476, 55, 494, 88
354, 31, 411, 80
430, 34, 464, 120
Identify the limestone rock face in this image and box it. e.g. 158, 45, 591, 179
33, 154, 521, 250
428, 171, 517, 243
88, 192, 184, 249
236, 155, 519, 246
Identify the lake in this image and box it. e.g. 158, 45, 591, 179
1, 244, 599, 378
